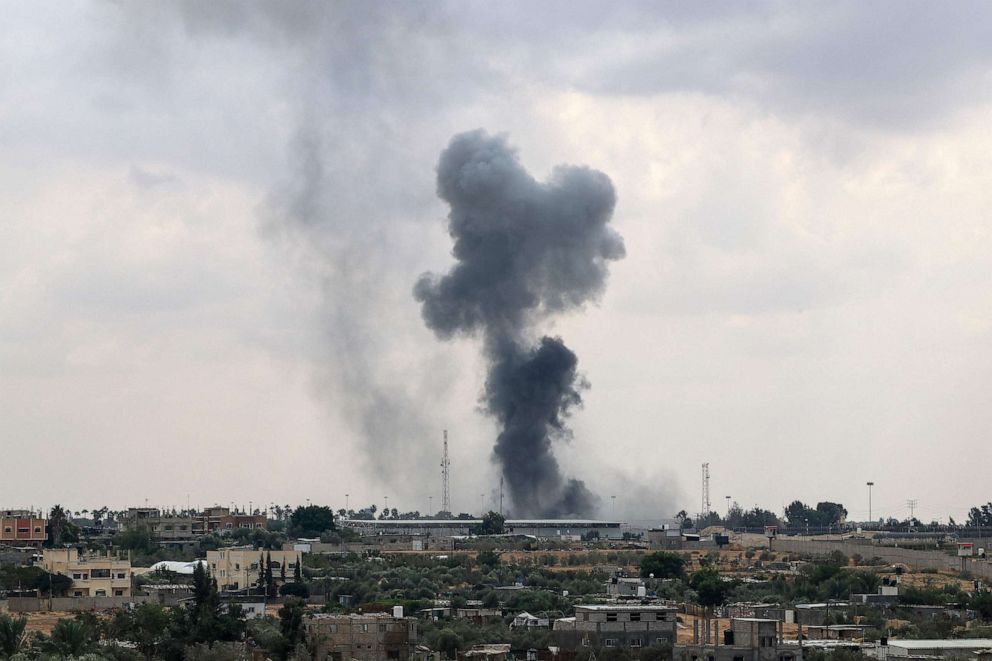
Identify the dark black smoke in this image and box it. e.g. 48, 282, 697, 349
415, 130, 624, 517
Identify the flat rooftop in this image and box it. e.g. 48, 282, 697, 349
887, 639, 992, 649
576, 604, 676, 612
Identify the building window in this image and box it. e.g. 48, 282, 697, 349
604, 639, 617, 648
95, 590, 107, 597
114, 590, 124, 596
630, 612, 641, 622
607, 613, 618, 622
117, 573, 126, 579
631, 639, 642, 647
73, 573, 83, 580
3, 527, 10, 533
362, 624, 368, 633
34, 527, 41, 534
582, 639, 590, 647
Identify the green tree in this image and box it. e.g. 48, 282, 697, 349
435, 628, 463, 659
472, 511, 505, 535
293, 554, 302, 583
971, 591, 992, 620
34, 571, 73, 597
690, 568, 730, 608
46, 505, 71, 547
640, 552, 686, 579
115, 525, 157, 554
0, 613, 27, 658
48, 617, 97, 657
265, 551, 276, 598
278, 599, 305, 649
108, 603, 171, 660
289, 505, 335, 537
477, 550, 501, 568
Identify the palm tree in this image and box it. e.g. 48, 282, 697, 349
49, 618, 96, 657
0, 614, 27, 658
48, 504, 68, 546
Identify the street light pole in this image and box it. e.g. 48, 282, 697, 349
867, 482, 875, 526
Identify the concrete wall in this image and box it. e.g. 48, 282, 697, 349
767, 539, 992, 579
6, 595, 158, 612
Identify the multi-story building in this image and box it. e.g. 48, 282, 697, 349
0, 510, 47, 547
121, 506, 267, 546
553, 604, 678, 650
42, 548, 132, 597
200, 506, 267, 534
305, 612, 418, 661
206, 547, 303, 592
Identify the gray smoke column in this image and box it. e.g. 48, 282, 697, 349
415, 130, 625, 517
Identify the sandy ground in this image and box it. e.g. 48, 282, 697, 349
23, 611, 75, 634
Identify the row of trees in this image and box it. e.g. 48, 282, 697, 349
674, 500, 847, 531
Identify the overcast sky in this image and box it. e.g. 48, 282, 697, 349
2, 2, 990, 524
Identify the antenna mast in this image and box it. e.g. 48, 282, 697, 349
701, 462, 711, 518
441, 430, 451, 514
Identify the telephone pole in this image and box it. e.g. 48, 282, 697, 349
701, 463, 711, 518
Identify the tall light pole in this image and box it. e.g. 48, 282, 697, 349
611, 495, 616, 518
725, 496, 731, 517
428, 496, 433, 516
867, 482, 874, 525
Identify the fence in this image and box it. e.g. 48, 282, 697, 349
767, 538, 992, 580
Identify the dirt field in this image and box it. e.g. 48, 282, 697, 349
23, 611, 74, 634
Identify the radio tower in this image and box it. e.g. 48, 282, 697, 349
441, 430, 451, 514
701, 462, 711, 518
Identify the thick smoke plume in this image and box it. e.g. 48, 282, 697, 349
415, 130, 625, 517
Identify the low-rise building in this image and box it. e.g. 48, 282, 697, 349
1, 510, 47, 547
207, 547, 302, 592
512, 612, 550, 629
676, 617, 794, 661
305, 612, 418, 661
606, 576, 646, 598
42, 548, 132, 597
554, 604, 678, 650
885, 639, 992, 659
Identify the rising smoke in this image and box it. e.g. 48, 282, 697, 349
415, 130, 625, 518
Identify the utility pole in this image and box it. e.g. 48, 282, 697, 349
611, 495, 616, 519
726, 495, 731, 517
867, 481, 875, 525
499, 477, 504, 517
701, 463, 711, 519
428, 495, 432, 516
907, 499, 918, 527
